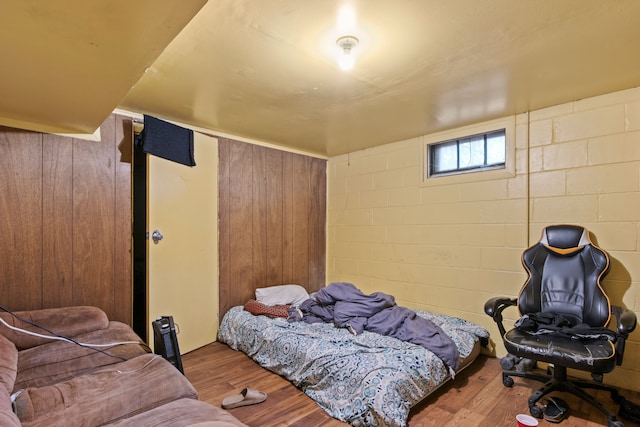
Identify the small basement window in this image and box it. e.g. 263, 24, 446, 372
427, 129, 506, 178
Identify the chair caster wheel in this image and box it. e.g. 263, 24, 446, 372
502, 375, 514, 387
529, 405, 543, 419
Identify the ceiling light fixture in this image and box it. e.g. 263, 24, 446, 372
336, 35, 359, 71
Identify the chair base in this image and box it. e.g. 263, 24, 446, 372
502, 365, 625, 427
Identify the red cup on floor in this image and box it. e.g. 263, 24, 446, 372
516, 414, 539, 427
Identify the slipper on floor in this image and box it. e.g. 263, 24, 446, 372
221, 387, 267, 409
544, 396, 569, 423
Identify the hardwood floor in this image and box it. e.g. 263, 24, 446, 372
183, 342, 640, 427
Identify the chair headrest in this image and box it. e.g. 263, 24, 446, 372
540, 225, 590, 255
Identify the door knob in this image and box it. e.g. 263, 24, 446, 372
151, 229, 163, 244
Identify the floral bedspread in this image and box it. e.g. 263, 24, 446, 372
218, 306, 489, 427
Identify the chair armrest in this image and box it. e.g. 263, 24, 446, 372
612, 306, 637, 335
611, 305, 637, 365
484, 297, 517, 337
0, 306, 109, 350
484, 297, 516, 317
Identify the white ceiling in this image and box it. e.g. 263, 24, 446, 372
2, 1, 640, 157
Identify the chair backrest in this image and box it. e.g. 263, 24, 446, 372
518, 224, 611, 327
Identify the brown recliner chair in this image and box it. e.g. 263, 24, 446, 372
485, 224, 637, 427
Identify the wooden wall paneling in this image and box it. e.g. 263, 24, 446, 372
282, 151, 295, 283
308, 157, 326, 292
113, 114, 133, 324
291, 154, 311, 286
0, 128, 43, 310
1, 116, 133, 322
42, 133, 74, 308
218, 138, 327, 319
252, 145, 268, 286
228, 139, 255, 311
265, 148, 284, 285
72, 116, 116, 315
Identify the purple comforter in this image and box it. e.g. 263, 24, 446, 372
289, 282, 460, 371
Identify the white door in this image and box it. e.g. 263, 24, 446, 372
147, 132, 218, 353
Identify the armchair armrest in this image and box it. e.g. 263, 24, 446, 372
0, 306, 109, 350
611, 305, 637, 365
484, 297, 517, 337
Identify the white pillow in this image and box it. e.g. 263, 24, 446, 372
255, 284, 309, 306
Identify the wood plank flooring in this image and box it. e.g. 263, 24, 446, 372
183, 342, 640, 427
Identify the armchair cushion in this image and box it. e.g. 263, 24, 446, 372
15, 321, 149, 390
14, 354, 198, 427
0, 334, 18, 395
0, 306, 109, 350
0, 336, 21, 427
106, 398, 249, 426
0, 393, 21, 427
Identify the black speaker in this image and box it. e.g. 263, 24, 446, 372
152, 315, 184, 374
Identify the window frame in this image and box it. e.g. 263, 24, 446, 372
422, 116, 516, 186
428, 128, 506, 177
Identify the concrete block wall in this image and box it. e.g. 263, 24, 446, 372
327, 87, 640, 390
